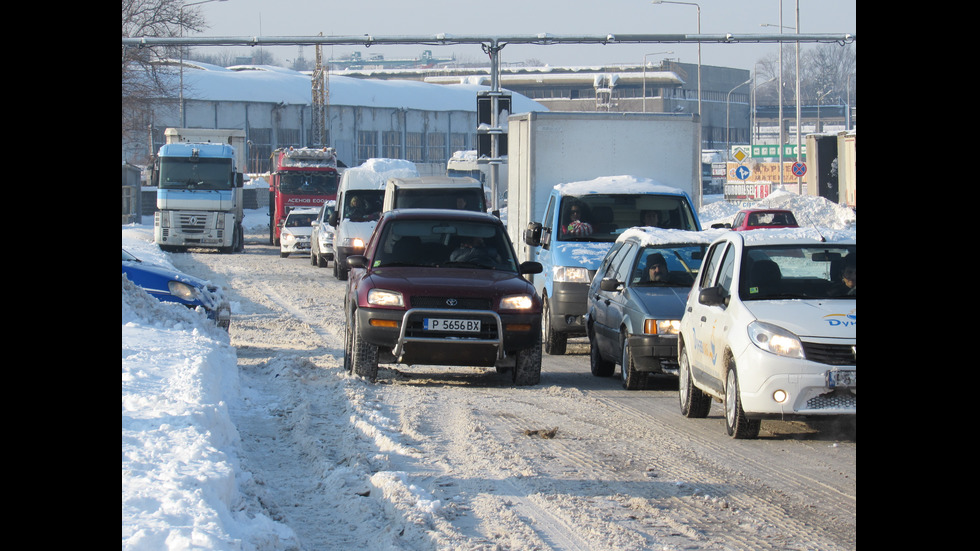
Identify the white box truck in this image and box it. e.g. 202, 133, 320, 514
506, 112, 702, 354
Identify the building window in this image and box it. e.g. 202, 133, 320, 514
249, 128, 273, 173
427, 132, 447, 164
382, 131, 401, 158
406, 132, 424, 162
357, 130, 378, 164
451, 133, 467, 154
278, 128, 301, 148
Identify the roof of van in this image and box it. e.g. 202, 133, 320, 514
386, 176, 482, 188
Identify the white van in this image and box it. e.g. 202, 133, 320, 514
329, 159, 418, 280
382, 176, 486, 213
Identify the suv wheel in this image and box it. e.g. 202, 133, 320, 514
350, 314, 379, 382
724, 364, 760, 439
512, 340, 542, 386
542, 296, 567, 355
678, 347, 711, 418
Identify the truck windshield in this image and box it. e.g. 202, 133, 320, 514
159, 157, 233, 190
279, 172, 339, 195
557, 194, 699, 242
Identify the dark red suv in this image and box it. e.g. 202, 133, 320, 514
344, 209, 544, 385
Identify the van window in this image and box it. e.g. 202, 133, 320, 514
396, 188, 485, 211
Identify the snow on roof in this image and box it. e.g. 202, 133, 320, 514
555, 175, 688, 196
737, 227, 857, 245
174, 62, 547, 113
342, 158, 420, 189
617, 227, 728, 247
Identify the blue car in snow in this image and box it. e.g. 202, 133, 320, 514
122, 248, 231, 330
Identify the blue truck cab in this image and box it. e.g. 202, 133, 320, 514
523, 176, 702, 354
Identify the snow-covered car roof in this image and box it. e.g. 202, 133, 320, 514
287, 207, 322, 215
732, 227, 856, 246
616, 227, 728, 247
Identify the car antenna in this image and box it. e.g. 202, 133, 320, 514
800, 213, 827, 242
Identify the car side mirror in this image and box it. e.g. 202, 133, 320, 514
347, 255, 368, 269
328, 212, 338, 227
599, 278, 621, 292
698, 285, 728, 307
519, 261, 543, 275
710, 222, 731, 229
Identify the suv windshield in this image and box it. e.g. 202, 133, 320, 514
739, 245, 856, 300
558, 194, 699, 242
374, 218, 517, 271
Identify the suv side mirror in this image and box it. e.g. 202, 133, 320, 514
698, 286, 728, 307
519, 261, 543, 275
347, 255, 368, 269
328, 211, 338, 226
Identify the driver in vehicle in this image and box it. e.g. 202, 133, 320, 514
450, 236, 501, 264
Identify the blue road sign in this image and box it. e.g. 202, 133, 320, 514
735, 165, 751, 181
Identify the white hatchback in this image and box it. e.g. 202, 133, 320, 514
279, 207, 320, 258
677, 228, 855, 438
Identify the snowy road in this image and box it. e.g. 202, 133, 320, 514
170, 231, 856, 551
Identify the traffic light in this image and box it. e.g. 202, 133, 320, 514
477, 91, 510, 158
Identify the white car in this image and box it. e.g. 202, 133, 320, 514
677, 228, 855, 438
310, 200, 336, 268
279, 207, 320, 258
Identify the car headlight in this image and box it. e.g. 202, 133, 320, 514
553, 266, 590, 283
644, 319, 681, 335
499, 294, 535, 310
367, 288, 404, 307
281, 229, 295, 243
747, 321, 804, 358
168, 280, 199, 301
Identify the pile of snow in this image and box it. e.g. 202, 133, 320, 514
121, 191, 854, 549
699, 189, 856, 230
123, 225, 296, 549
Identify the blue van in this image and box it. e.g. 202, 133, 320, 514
522, 176, 701, 355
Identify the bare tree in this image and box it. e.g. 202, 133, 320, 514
122, 0, 209, 143
752, 43, 855, 108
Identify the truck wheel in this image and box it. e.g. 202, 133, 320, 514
337, 264, 349, 281
620, 332, 646, 390
678, 347, 711, 418
542, 296, 567, 355
513, 340, 542, 386
588, 327, 614, 377
350, 314, 379, 382
724, 364, 760, 439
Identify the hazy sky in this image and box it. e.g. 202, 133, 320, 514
190, 0, 856, 72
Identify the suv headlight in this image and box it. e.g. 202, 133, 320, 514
553, 266, 590, 283
367, 288, 404, 307
500, 294, 534, 310
747, 321, 804, 358
168, 281, 199, 301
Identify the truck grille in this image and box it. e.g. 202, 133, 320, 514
177, 213, 209, 234
802, 341, 856, 366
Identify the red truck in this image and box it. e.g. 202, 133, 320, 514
269, 147, 342, 245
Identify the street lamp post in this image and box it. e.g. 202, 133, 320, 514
179, 0, 227, 128
726, 78, 752, 157
651, 1, 700, 132
642, 51, 673, 112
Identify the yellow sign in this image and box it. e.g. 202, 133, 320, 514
726, 161, 798, 182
